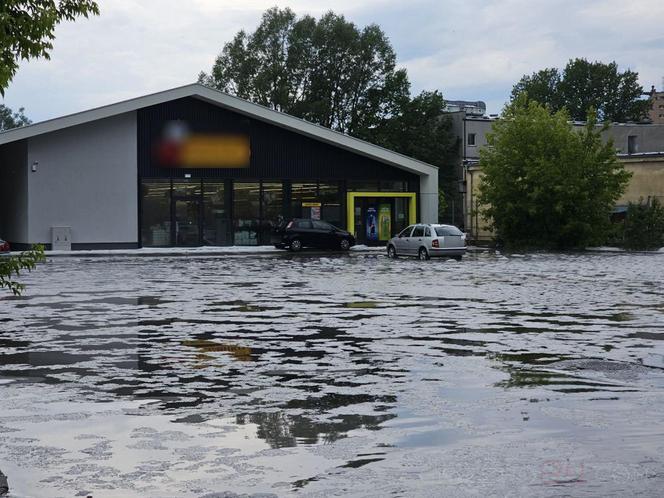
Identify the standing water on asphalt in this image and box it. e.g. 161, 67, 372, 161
1, 251, 663, 497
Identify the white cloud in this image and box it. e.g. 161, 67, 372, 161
2, 0, 663, 120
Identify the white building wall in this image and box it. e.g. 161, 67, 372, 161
419, 169, 439, 224
27, 112, 138, 246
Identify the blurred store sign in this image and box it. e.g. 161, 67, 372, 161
155, 120, 250, 168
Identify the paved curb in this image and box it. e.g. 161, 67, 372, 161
8, 245, 489, 258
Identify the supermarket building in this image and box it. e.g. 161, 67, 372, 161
0, 84, 439, 250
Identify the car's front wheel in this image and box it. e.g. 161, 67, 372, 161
339, 238, 351, 251
387, 245, 397, 258
290, 238, 302, 252
418, 247, 430, 261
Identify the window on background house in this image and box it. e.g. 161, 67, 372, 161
467, 133, 476, 146
627, 135, 638, 154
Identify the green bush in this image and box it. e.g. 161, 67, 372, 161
622, 199, 664, 250
478, 96, 631, 249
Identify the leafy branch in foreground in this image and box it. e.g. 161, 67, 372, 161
0, 245, 45, 296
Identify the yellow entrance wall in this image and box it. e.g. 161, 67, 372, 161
346, 192, 417, 237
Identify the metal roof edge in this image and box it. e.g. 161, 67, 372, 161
0, 83, 437, 176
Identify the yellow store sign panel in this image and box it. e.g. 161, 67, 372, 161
156, 132, 250, 169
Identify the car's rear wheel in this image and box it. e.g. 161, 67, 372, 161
290, 238, 302, 252
340, 238, 351, 251
387, 245, 397, 258
453, 255, 463, 261
418, 247, 430, 261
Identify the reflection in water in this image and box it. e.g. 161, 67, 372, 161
182, 339, 253, 362
236, 411, 397, 448
1, 252, 664, 496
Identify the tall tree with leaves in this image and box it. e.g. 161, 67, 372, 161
511, 58, 650, 122
479, 96, 631, 249
199, 7, 411, 136
0, 104, 31, 130
0, 0, 100, 93
200, 7, 458, 196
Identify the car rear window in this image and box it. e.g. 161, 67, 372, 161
435, 226, 463, 236
294, 220, 313, 229
412, 226, 425, 237
312, 220, 333, 230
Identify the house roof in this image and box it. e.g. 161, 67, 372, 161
0, 83, 437, 176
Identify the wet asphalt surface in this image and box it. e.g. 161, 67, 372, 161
0, 250, 663, 497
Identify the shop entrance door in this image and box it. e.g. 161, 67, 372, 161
354, 198, 397, 246
349, 193, 414, 246
173, 197, 202, 246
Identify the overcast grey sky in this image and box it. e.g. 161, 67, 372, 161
3, 0, 663, 122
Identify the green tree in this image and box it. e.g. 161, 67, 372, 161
0, 245, 45, 295
510, 67, 562, 110
0, 0, 100, 93
0, 104, 31, 130
622, 199, 664, 250
511, 58, 650, 122
359, 90, 459, 218
199, 7, 459, 214
478, 96, 631, 249
199, 7, 410, 136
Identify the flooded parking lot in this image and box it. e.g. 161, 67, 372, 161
1, 250, 663, 497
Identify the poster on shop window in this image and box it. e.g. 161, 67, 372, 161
378, 204, 391, 241
303, 202, 321, 220
366, 207, 378, 241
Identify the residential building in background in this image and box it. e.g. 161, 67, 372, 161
448, 112, 664, 242
648, 85, 664, 124
444, 100, 486, 116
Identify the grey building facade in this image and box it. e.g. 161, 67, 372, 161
0, 84, 439, 250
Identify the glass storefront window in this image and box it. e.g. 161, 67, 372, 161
319, 182, 341, 227
347, 180, 378, 192
203, 182, 228, 246
347, 180, 408, 192
393, 197, 409, 235
172, 180, 201, 197
261, 182, 283, 244
174, 198, 201, 246
141, 181, 171, 246
380, 180, 408, 192
233, 182, 260, 245
291, 183, 318, 219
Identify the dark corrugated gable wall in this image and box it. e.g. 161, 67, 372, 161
137, 97, 419, 184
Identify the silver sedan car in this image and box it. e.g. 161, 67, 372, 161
386, 224, 467, 260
